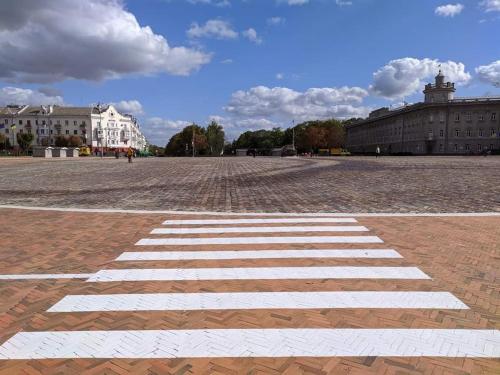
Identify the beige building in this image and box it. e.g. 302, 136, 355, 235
1, 104, 147, 152
346, 71, 500, 154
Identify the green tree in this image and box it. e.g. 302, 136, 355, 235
16, 133, 34, 154
206, 121, 225, 156
165, 124, 208, 156
55, 136, 69, 147
68, 135, 82, 147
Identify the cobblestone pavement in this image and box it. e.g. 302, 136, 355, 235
0, 209, 499, 374
0, 156, 499, 213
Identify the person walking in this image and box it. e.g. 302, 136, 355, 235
376, 146, 380, 158
127, 147, 133, 163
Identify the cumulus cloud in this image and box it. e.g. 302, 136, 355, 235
186, 0, 230, 6
0, 86, 64, 106
110, 100, 144, 116
435, 3, 464, 17
0, 0, 211, 83
475, 60, 500, 87
224, 86, 370, 121
480, 0, 500, 12
143, 117, 192, 146
267, 17, 286, 26
276, 0, 309, 5
187, 19, 238, 39
369, 57, 471, 99
276, 73, 285, 80
242, 28, 263, 44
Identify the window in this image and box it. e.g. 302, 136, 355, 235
27, 129, 31, 134
466, 129, 472, 137
491, 128, 496, 137
57, 130, 61, 135
73, 120, 77, 125
478, 144, 482, 152
454, 113, 460, 121
65, 120, 69, 126
36, 120, 39, 125
465, 144, 470, 151
466, 112, 472, 121
41, 129, 45, 135
429, 114, 434, 123
18, 120, 23, 125
479, 114, 484, 121
50, 130, 53, 134
454, 144, 458, 152
73, 130, 78, 135
49, 120, 52, 125
56, 120, 60, 125
5, 128, 8, 134
479, 129, 484, 137
19, 129, 23, 134
27, 120, 31, 126
439, 112, 445, 122
42, 120, 46, 125
65, 130, 69, 135
455, 129, 460, 137
492, 113, 497, 121
439, 129, 444, 137
439, 144, 443, 152
490, 144, 494, 150
3, 119, 7, 124
82, 121, 86, 125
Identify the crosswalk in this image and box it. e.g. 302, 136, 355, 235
0, 215, 499, 360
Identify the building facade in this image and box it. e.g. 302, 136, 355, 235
0, 104, 147, 152
346, 71, 500, 154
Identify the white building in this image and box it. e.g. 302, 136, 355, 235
0, 104, 147, 152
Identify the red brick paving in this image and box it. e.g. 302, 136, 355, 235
0, 209, 498, 374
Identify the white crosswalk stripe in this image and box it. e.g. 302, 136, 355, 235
47, 291, 469, 312
151, 226, 369, 234
136, 236, 384, 246
87, 266, 430, 282
1, 329, 498, 359
162, 218, 358, 225
116, 249, 403, 261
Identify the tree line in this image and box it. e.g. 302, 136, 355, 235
164, 118, 359, 156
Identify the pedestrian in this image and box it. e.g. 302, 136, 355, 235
127, 147, 133, 163
376, 146, 380, 158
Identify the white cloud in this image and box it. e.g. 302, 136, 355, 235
277, 0, 309, 5
336, 0, 352, 6
0, 0, 211, 83
221, 59, 234, 64
224, 85, 369, 121
480, 0, 500, 12
276, 73, 285, 80
0, 86, 64, 106
369, 57, 471, 99
267, 17, 286, 26
187, 19, 238, 40
435, 3, 464, 17
186, 0, 231, 7
242, 28, 262, 44
475, 60, 500, 87
110, 100, 144, 116
143, 117, 192, 146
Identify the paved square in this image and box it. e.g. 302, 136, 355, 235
0, 157, 499, 374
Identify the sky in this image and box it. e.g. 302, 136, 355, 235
0, 0, 499, 145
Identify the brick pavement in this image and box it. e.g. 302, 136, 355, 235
0, 156, 499, 213
0, 208, 499, 374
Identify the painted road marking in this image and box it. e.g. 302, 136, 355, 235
0, 274, 94, 280
116, 249, 402, 261
162, 218, 358, 225
1, 329, 498, 359
47, 291, 468, 312
87, 267, 430, 282
151, 226, 369, 234
136, 236, 384, 246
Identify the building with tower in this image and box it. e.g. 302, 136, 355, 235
345, 71, 500, 154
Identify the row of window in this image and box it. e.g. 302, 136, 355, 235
454, 128, 496, 137
453, 112, 496, 122
2, 119, 87, 126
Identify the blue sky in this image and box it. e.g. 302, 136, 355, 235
0, 0, 499, 145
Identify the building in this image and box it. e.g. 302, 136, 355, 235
0, 104, 147, 152
346, 71, 500, 154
